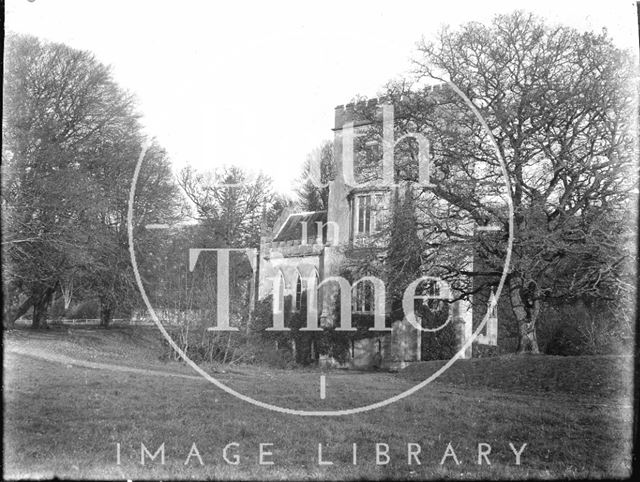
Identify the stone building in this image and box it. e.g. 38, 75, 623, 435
258, 94, 495, 369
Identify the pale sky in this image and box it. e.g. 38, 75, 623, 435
5, 0, 639, 194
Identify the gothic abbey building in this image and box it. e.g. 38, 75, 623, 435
258, 93, 497, 369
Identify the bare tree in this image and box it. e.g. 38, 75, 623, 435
178, 166, 285, 248
378, 11, 636, 352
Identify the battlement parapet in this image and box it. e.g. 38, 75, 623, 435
334, 98, 382, 131
334, 84, 450, 130
261, 240, 326, 258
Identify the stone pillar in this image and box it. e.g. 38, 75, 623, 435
320, 106, 355, 327
452, 298, 473, 359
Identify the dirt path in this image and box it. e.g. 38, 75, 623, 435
6, 345, 206, 381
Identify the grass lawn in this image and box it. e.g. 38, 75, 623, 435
3, 326, 634, 480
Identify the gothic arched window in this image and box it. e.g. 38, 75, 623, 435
295, 275, 304, 312
353, 280, 374, 313
274, 270, 286, 314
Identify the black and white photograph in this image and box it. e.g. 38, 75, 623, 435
2, 0, 638, 479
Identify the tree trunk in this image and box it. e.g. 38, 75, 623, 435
31, 287, 53, 329
246, 278, 253, 335
516, 320, 540, 354
61, 278, 74, 310
508, 276, 541, 354
4, 295, 35, 328
100, 302, 113, 328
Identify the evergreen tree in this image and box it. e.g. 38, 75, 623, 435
295, 141, 334, 211
385, 185, 423, 320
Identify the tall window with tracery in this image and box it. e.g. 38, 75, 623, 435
274, 271, 286, 313
353, 281, 374, 313
353, 194, 383, 236
295, 276, 305, 312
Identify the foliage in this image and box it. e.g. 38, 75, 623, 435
418, 302, 458, 361
537, 300, 633, 356
384, 186, 424, 319
295, 140, 335, 211
178, 165, 286, 248
2, 33, 182, 328
251, 294, 355, 366
252, 295, 324, 366
66, 300, 101, 320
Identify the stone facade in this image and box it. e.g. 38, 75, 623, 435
258, 97, 476, 368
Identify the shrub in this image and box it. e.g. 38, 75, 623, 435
66, 299, 100, 319
417, 301, 458, 360
49, 297, 66, 319
249, 340, 296, 368
539, 301, 633, 356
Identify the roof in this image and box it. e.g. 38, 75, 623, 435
273, 211, 328, 244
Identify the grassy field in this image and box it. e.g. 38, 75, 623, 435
3, 325, 635, 480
